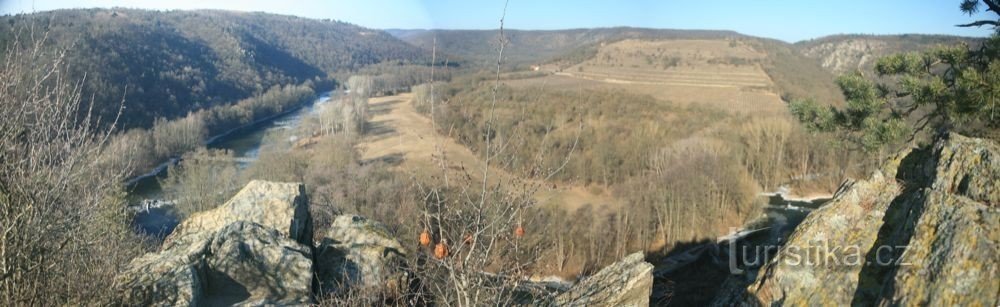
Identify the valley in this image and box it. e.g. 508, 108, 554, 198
1, 3, 997, 306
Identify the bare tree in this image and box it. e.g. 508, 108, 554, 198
0, 22, 145, 305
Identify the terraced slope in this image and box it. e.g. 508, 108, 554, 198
512, 39, 787, 114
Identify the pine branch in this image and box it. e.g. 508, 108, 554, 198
983, 0, 1000, 14
956, 20, 1000, 27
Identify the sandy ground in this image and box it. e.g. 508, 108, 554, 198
357, 93, 621, 212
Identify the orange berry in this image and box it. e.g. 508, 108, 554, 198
419, 229, 432, 247
434, 242, 449, 259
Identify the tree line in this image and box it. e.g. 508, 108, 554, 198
106, 82, 317, 179
409, 73, 868, 275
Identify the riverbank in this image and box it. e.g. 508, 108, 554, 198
123, 99, 316, 187
127, 91, 336, 236
111, 83, 322, 188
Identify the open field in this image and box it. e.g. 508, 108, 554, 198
357, 93, 622, 212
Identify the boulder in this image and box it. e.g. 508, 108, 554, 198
202, 222, 314, 306
315, 215, 409, 295
163, 180, 312, 249
116, 222, 314, 306
738, 133, 999, 306
552, 252, 653, 307
116, 180, 316, 306
116, 258, 205, 306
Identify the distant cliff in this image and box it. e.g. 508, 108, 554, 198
796, 34, 978, 75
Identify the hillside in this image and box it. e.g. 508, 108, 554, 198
390, 27, 844, 105
387, 27, 741, 69
795, 34, 980, 75
549, 38, 784, 113
0, 9, 426, 128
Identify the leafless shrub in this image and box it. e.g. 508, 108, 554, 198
0, 24, 145, 305
403, 3, 560, 305
159, 148, 241, 218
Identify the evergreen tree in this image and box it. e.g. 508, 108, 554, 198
791, 0, 1000, 151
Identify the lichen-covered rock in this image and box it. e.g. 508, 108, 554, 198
116, 222, 314, 306
315, 215, 409, 295
163, 180, 312, 249
552, 252, 653, 307
736, 173, 901, 305
202, 222, 314, 306
890, 190, 999, 305
116, 180, 316, 306
740, 133, 999, 306
116, 259, 206, 307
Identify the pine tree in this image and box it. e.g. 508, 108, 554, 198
791, 0, 1000, 151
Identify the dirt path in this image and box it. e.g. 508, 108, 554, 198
358, 93, 621, 212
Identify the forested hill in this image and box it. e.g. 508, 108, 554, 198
0, 9, 426, 128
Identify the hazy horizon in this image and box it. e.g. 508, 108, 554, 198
1, 0, 995, 42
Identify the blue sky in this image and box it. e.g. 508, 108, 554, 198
0, 0, 994, 42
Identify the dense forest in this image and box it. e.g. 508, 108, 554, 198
0, 9, 427, 128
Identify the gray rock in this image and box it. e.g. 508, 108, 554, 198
116, 259, 206, 307
116, 180, 316, 306
116, 222, 314, 306
163, 180, 312, 250
315, 215, 409, 296
740, 133, 1000, 306
551, 252, 653, 307
202, 222, 314, 306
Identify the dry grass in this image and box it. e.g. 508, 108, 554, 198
357, 93, 622, 213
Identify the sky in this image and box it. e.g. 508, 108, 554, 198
0, 0, 994, 42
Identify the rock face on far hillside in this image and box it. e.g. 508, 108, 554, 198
731, 133, 999, 306
552, 252, 654, 307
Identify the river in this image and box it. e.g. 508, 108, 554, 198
127, 91, 337, 237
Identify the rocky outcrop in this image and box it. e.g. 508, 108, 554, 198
116, 181, 316, 306
552, 252, 653, 307
799, 38, 888, 74
114, 181, 664, 306
315, 215, 409, 295
116, 180, 420, 306
734, 133, 999, 306
163, 180, 313, 249
116, 221, 315, 306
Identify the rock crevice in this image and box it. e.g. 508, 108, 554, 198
728, 133, 999, 306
